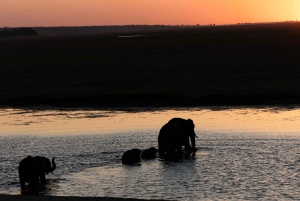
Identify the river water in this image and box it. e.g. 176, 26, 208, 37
1, 106, 300, 200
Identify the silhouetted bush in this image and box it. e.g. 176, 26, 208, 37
0, 28, 38, 37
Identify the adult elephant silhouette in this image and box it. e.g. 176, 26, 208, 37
158, 118, 197, 156
18, 156, 56, 194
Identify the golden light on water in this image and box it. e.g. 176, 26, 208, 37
1, 107, 300, 136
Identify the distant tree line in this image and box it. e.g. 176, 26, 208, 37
0, 28, 38, 37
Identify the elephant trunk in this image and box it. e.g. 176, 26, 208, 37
191, 132, 196, 149
50, 157, 56, 172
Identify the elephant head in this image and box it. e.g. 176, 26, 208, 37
18, 156, 56, 194
158, 118, 197, 156
36, 156, 56, 174
141, 147, 158, 159
173, 118, 197, 150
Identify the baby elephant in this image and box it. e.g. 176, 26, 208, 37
122, 149, 141, 164
141, 147, 158, 159
18, 156, 56, 194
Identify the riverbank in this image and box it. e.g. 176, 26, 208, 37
0, 195, 169, 201
1, 22, 300, 108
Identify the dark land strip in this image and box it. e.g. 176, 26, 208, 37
1, 23, 300, 108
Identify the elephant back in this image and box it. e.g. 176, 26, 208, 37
18, 156, 41, 182
158, 123, 180, 141
168, 118, 194, 129
164, 119, 187, 138
122, 149, 141, 164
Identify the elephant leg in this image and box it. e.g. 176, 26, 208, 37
158, 142, 166, 156
40, 173, 46, 185
159, 149, 165, 156
185, 144, 192, 151
166, 146, 177, 156
29, 176, 40, 194
184, 137, 192, 151
19, 177, 26, 194
158, 136, 167, 156
177, 145, 183, 152
165, 150, 173, 156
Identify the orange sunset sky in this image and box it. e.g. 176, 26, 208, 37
1, 0, 300, 27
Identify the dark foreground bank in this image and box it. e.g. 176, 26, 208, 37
1, 23, 300, 108
0, 195, 169, 201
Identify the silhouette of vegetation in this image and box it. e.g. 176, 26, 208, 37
33, 25, 198, 35
1, 22, 300, 108
0, 28, 38, 37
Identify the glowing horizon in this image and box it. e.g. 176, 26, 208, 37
1, 0, 300, 27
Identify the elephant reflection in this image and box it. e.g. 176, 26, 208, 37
158, 118, 197, 156
18, 156, 56, 194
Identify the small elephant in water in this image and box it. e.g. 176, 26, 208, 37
141, 147, 158, 159
122, 149, 141, 164
18, 156, 56, 194
158, 118, 197, 156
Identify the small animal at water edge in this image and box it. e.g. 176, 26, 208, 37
18, 156, 56, 194
122, 149, 141, 164
141, 147, 158, 159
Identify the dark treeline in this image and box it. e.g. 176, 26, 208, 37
2, 22, 300, 108
27, 22, 300, 36
3, 22, 299, 36
32, 25, 200, 35
0, 28, 38, 37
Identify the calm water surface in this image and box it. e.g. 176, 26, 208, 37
1, 107, 300, 200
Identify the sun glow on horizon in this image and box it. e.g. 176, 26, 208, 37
0, 0, 299, 27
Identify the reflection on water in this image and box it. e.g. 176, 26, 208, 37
1, 106, 300, 135
118, 35, 147, 38
1, 106, 300, 200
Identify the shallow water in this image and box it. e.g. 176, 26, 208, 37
1, 107, 300, 200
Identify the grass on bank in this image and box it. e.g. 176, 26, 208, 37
1, 23, 300, 108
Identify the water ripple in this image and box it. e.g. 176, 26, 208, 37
2, 131, 300, 200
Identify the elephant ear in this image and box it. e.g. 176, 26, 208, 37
39, 157, 52, 174
187, 119, 195, 128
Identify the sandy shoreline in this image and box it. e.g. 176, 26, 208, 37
0, 195, 170, 201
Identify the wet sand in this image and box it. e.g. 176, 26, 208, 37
0, 195, 168, 201
1, 22, 300, 108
